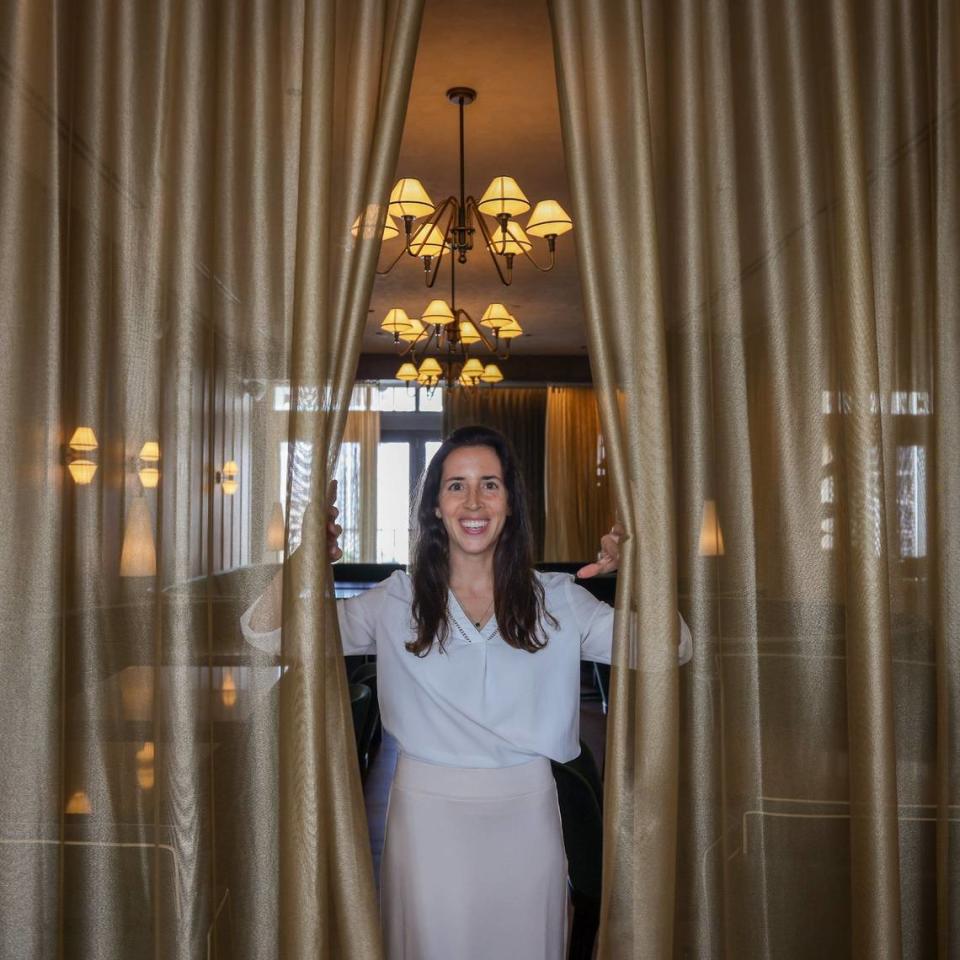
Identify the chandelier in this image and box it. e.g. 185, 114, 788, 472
361, 86, 574, 390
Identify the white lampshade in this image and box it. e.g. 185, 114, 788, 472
68, 460, 97, 485
120, 496, 157, 577
396, 362, 419, 382
458, 320, 482, 344
480, 363, 504, 384
409, 222, 449, 259
525, 199, 573, 238
266, 501, 285, 551
381, 307, 413, 333
698, 499, 725, 556
477, 176, 530, 218
479, 303, 514, 329
388, 178, 435, 219
398, 317, 426, 343
422, 299, 455, 326
68, 426, 98, 452
487, 221, 532, 256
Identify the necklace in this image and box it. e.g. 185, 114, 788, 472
451, 590, 494, 629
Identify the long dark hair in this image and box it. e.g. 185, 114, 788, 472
407, 425, 557, 656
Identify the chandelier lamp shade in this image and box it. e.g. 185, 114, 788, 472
373, 87, 573, 288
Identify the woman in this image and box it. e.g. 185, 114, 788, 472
243, 425, 692, 959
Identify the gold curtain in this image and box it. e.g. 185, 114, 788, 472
444, 386, 548, 559
550, 0, 959, 957
544, 386, 613, 562
0, 2, 423, 957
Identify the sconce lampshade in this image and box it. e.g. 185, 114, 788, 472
398, 317, 426, 343
396, 362, 419, 382
138, 467, 160, 489
120, 496, 157, 577
477, 176, 530, 218
698, 499, 725, 556
266, 501, 285, 551
69, 427, 98, 452
138, 441, 160, 462
68, 460, 98, 485
351, 208, 399, 240
409, 222, 449, 259
488, 221, 532, 256
480, 363, 504, 384
381, 308, 412, 333
526, 200, 574, 238
388, 178, 435, 219
458, 320, 481, 344
479, 303, 513, 329
422, 300, 455, 326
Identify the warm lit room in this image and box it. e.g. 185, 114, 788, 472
1, 1, 957, 958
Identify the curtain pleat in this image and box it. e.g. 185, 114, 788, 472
549, 0, 959, 957
0, 2, 423, 957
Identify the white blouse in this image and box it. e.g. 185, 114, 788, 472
241, 570, 693, 768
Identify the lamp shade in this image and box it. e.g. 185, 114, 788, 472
526, 200, 573, 238
479, 303, 514, 329
388, 178, 435, 219
68, 460, 97, 485
422, 299, 455, 326
487, 221, 532, 256
221, 669, 237, 707
398, 317, 426, 343
480, 363, 504, 383
458, 320, 481, 344
698, 499, 725, 556
351, 209, 399, 240
396, 362, 419, 382
69, 426, 98, 452
418, 357, 443, 377
138, 466, 160, 488
266, 501, 285, 551
381, 307, 412, 333
409, 222, 448, 259
461, 358, 484, 377
477, 176, 530, 217
138, 441, 160, 462
120, 496, 157, 577
65, 791, 92, 814
497, 319, 523, 340
222, 461, 238, 479
222, 479, 238, 496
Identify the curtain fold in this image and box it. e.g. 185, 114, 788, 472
0, 2, 423, 957
549, 0, 959, 957
543, 386, 612, 562
443, 386, 548, 559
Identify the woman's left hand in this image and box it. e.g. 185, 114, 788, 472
576, 522, 625, 579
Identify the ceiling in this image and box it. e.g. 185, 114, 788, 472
363, 0, 588, 360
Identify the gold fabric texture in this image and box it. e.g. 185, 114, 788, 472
0, 1, 423, 957
544, 386, 613, 562
550, 0, 959, 957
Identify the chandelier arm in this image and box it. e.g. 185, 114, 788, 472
423, 202, 459, 288
466, 197, 514, 287
517, 243, 557, 272
397, 324, 432, 357
375, 243, 410, 276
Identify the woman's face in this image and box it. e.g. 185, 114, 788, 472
435, 445, 511, 564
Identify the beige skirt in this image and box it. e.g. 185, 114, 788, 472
380, 754, 568, 960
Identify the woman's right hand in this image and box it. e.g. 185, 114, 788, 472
327, 478, 343, 562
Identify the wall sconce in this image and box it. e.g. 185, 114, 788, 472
120, 496, 157, 577
266, 501, 285, 553
137, 441, 160, 488
218, 460, 239, 496
67, 426, 98, 485
698, 499, 725, 557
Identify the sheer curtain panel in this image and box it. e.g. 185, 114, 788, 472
550, 0, 959, 957
0, 2, 423, 957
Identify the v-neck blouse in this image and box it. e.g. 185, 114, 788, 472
334, 570, 692, 768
